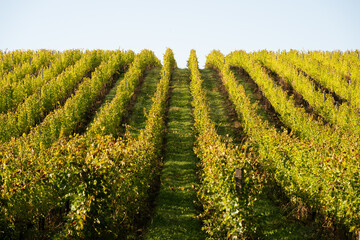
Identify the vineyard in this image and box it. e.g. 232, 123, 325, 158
0, 48, 359, 239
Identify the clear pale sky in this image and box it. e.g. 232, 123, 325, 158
1, 0, 359, 68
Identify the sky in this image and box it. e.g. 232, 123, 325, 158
0, 0, 359, 68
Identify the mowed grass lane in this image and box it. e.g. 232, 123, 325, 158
143, 68, 205, 240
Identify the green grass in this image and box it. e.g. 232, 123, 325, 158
142, 69, 205, 240
126, 67, 161, 137
250, 187, 319, 240
200, 68, 240, 142
84, 73, 125, 129
103, 73, 125, 103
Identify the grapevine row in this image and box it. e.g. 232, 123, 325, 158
307, 50, 360, 85
227, 51, 359, 158
60, 48, 175, 238
0, 49, 174, 238
86, 49, 161, 138
0, 49, 55, 85
188, 49, 259, 238
281, 50, 360, 109
0, 50, 105, 142
24, 50, 135, 149
0, 50, 35, 77
0, 50, 83, 113
256, 50, 360, 136
207, 50, 360, 235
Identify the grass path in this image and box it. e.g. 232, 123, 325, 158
200, 68, 240, 142
143, 68, 205, 240
84, 73, 125, 130
126, 67, 161, 137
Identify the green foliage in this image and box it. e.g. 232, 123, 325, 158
0, 50, 83, 114
207, 50, 360, 235
0, 50, 105, 141
227, 51, 360, 152
189, 49, 263, 239
0, 48, 359, 239
281, 50, 360, 109
256, 50, 360, 135
0, 49, 54, 85
87, 49, 161, 138
0, 50, 36, 78
0, 48, 175, 239
309, 50, 360, 86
